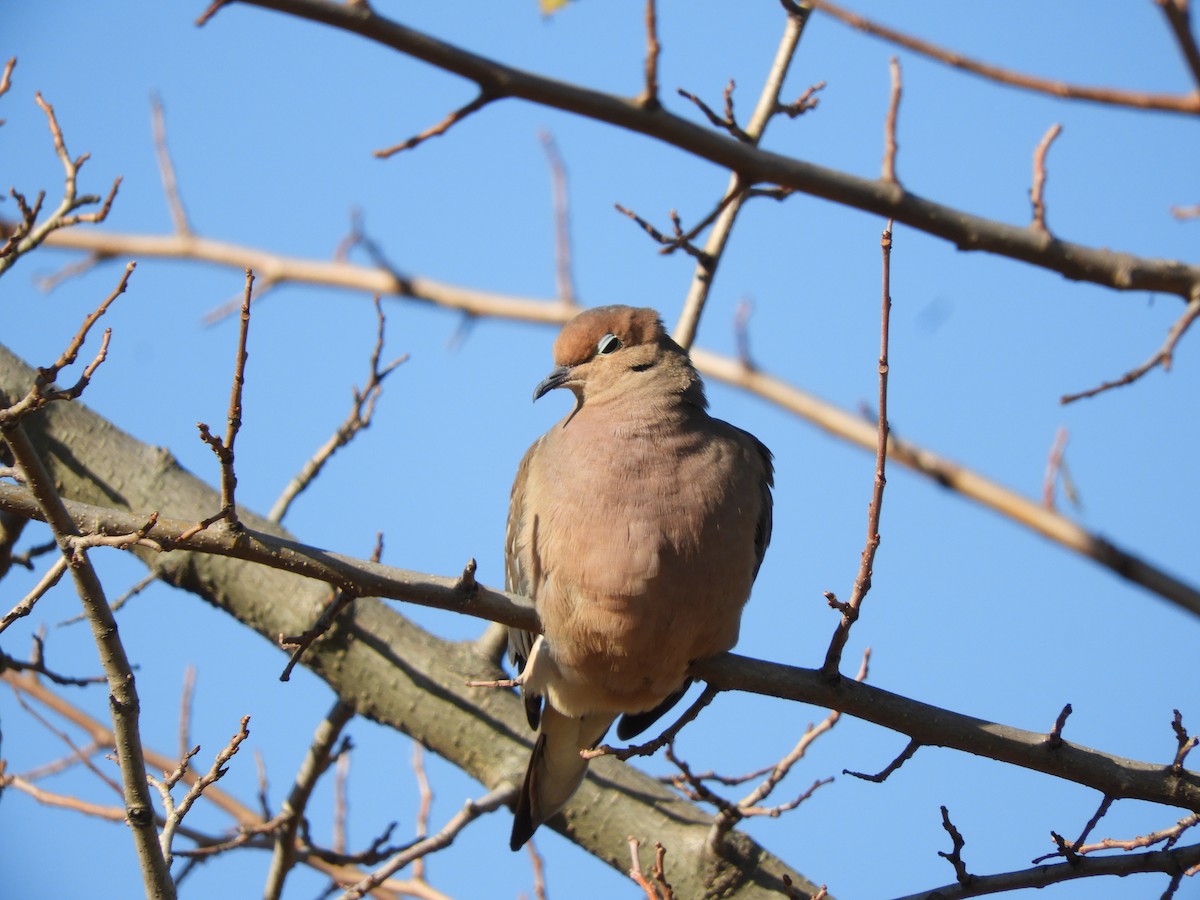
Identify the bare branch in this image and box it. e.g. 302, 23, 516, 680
1061, 293, 1200, 403
585, 685, 719, 761
822, 222, 893, 679
374, 91, 494, 158
638, 0, 660, 109
537, 131, 579, 306
1030, 123, 1063, 234
844, 736, 920, 783
159, 716, 252, 866
673, 1, 812, 349
0, 427, 172, 896
335, 785, 515, 899
937, 806, 973, 886
0, 262, 134, 429
269, 296, 408, 524
0, 56, 15, 122
219, 0, 1200, 300
1156, 0, 1200, 90
1, 555, 67, 635
194, 269, 254, 530
882, 58, 902, 184
149, 92, 193, 236
0, 92, 121, 276
802, 0, 1200, 114
896, 840, 1200, 899
264, 700, 355, 900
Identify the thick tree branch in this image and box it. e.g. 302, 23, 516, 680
213, 0, 1200, 300
15, 235, 1198, 617
0, 345, 821, 899
0, 369, 1196, 817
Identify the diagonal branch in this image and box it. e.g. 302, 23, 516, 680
1156, 0, 1200, 91
802, 0, 1200, 115
4, 240, 1198, 614
222, 0, 1200, 301
673, 1, 812, 349
1061, 291, 1200, 403
0, 480, 1197, 816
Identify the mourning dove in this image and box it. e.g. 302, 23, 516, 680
506, 305, 773, 850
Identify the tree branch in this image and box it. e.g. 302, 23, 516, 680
16, 235, 1198, 617
217, 0, 1200, 300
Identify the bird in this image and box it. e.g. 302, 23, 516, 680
505, 305, 774, 850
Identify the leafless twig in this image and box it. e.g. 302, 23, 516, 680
150, 92, 193, 236
1030, 123, 1063, 234
335, 785, 515, 899
638, 0, 660, 108
0, 92, 121, 276
882, 58, 902, 184
1061, 292, 1200, 403
802, 0, 1200, 114
0, 262, 133, 428
537, 132, 579, 306
374, 92, 494, 158
269, 298, 407, 523
627, 837, 674, 900
157, 715, 252, 866
264, 700, 355, 900
584, 685, 719, 761
672, 1, 813, 350
193, 269, 254, 531
821, 222, 893, 679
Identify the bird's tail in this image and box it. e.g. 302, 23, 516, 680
510, 706, 613, 850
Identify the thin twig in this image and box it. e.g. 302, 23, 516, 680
264, 700, 355, 900
802, 0, 1200, 114
0, 262, 134, 429
0, 57, 15, 124
0, 555, 67, 634
537, 132, 578, 306
411, 742, 432, 881
336, 785, 515, 899
639, 0, 661, 108
159, 716, 251, 866
195, 269, 254, 529
937, 806, 973, 886
0, 423, 173, 896
268, 297, 407, 523
1030, 123, 1063, 234
1061, 292, 1200, 403
584, 685, 719, 761
821, 222, 893, 679
0, 92, 121, 276
882, 58, 902, 184
844, 736, 920, 783
672, 1, 813, 349
1041, 427, 1069, 510
374, 92, 494, 158
179, 665, 197, 768
150, 92, 193, 236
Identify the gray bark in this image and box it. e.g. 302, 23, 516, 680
0, 342, 823, 899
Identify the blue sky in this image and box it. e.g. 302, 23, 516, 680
2, 2, 1198, 898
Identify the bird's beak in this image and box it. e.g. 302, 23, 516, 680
533, 365, 572, 402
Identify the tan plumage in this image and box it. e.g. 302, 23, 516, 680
506, 305, 773, 850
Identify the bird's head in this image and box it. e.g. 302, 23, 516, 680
533, 306, 704, 409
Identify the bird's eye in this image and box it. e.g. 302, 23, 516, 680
597, 333, 622, 355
